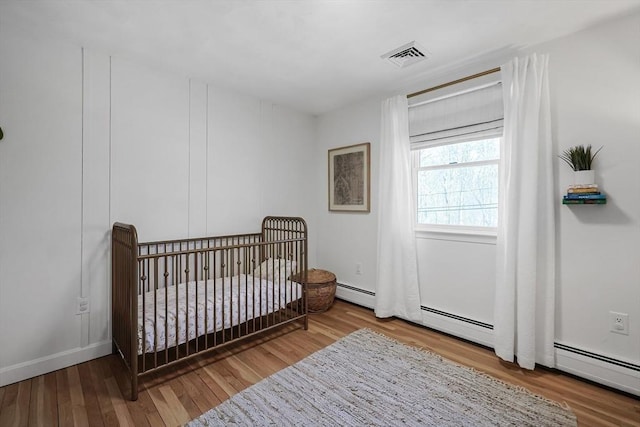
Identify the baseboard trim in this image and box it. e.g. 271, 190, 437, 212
0, 340, 113, 387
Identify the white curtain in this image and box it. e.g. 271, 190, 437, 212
494, 54, 555, 369
375, 95, 422, 322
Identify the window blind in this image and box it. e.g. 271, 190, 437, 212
408, 80, 504, 149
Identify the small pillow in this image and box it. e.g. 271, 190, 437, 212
253, 258, 297, 283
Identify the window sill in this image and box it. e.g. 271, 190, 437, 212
415, 226, 497, 245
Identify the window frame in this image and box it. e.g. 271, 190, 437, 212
412, 137, 500, 239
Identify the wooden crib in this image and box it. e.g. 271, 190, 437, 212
112, 216, 308, 400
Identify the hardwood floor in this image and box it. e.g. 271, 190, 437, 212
1, 299, 638, 426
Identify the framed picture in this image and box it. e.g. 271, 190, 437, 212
328, 142, 371, 212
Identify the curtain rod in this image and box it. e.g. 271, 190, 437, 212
406, 67, 501, 99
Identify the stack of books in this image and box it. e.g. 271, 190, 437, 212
562, 184, 607, 204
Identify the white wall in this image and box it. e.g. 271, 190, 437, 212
0, 26, 83, 371
535, 11, 640, 393
315, 99, 381, 308
416, 235, 496, 325
110, 57, 191, 241
0, 18, 316, 386
543, 11, 640, 356
315, 11, 640, 393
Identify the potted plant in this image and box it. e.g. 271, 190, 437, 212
559, 144, 602, 185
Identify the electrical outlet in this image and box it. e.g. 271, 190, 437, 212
76, 297, 90, 315
355, 263, 362, 275
609, 311, 628, 335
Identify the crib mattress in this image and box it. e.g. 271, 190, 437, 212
137, 274, 302, 354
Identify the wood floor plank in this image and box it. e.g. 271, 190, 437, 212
0, 383, 20, 427
66, 365, 89, 427
1, 300, 638, 426
76, 362, 104, 427
158, 385, 190, 426
28, 376, 45, 427
0, 381, 31, 427
41, 373, 58, 427
223, 355, 263, 385
15, 381, 32, 427
0, 385, 5, 410
198, 364, 235, 401
207, 358, 251, 394
89, 358, 118, 427
163, 375, 201, 421
233, 344, 288, 378
54, 370, 73, 427
146, 386, 180, 427
190, 364, 228, 406
261, 336, 312, 365
132, 391, 161, 427
177, 370, 219, 414
104, 377, 135, 427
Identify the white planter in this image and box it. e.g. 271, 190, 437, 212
573, 170, 595, 186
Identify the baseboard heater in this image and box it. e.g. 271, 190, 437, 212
554, 342, 640, 372
336, 283, 492, 330
420, 305, 493, 330
336, 282, 375, 296
336, 285, 638, 372
335, 285, 638, 394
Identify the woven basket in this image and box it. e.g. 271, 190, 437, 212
293, 269, 336, 313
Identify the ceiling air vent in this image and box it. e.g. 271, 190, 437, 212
381, 41, 429, 68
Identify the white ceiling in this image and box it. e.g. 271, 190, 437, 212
3, 0, 640, 115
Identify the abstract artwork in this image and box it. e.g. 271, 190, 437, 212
328, 143, 370, 212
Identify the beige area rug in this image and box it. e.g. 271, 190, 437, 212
187, 329, 577, 426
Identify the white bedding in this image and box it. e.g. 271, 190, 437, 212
137, 274, 302, 354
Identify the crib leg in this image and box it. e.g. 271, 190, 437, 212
131, 375, 138, 401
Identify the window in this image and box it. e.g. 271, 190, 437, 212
408, 75, 503, 233
414, 137, 499, 229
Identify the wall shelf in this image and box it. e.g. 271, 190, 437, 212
562, 198, 606, 205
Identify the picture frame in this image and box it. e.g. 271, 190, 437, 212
328, 142, 371, 212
